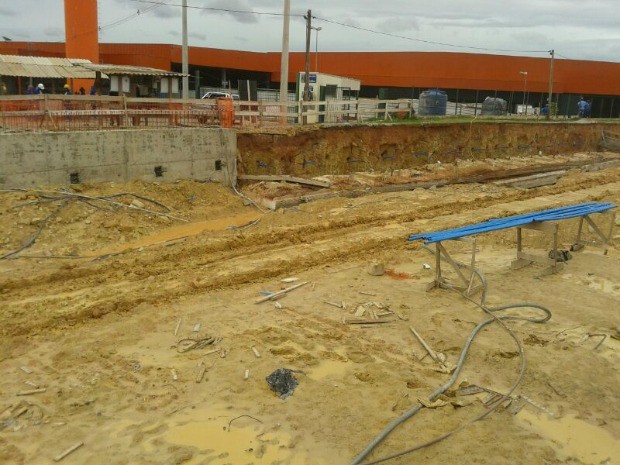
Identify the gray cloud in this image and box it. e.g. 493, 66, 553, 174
43, 27, 64, 39
2, 0, 618, 62
375, 17, 420, 33
189, 32, 207, 41
202, 0, 259, 24
151, 5, 179, 19
0, 7, 16, 16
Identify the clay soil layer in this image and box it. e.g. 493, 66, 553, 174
1, 133, 619, 463
238, 122, 620, 176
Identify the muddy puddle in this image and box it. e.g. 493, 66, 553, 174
308, 359, 350, 380
84, 211, 262, 257
517, 410, 619, 463
163, 406, 317, 465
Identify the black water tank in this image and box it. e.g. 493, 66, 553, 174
418, 89, 448, 116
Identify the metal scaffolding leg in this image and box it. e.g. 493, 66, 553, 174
572, 212, 616, 255
426, 238, 482, 297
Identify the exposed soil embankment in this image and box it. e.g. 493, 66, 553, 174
238, 122, 620, 176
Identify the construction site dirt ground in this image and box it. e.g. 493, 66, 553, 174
1, 152, 619, 465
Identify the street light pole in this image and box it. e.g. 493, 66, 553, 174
547, 49, 555, 120
519, 71, 528, 116
279, 0, 290, 125
312, 26, 322, 72
303, 10, 312, 103
181, 0, 188, 99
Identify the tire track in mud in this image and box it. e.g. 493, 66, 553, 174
2, 171, 619, 337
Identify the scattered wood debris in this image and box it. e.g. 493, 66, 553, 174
255, 281, 309, 304
53, 442, 84, 462
409, 326, 452, 373
195, 365, 207, 383
324, 301, 343, 309
16, 388, 46, 396
418, 397, 448, 409
344, 318, 394, 325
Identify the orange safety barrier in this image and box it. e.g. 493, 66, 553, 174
217, 98, 234, 128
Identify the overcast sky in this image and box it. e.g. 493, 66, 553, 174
1, 0, 619, 62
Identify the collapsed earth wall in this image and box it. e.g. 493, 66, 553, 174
0, 128, 237, 188
237, 122, 620, 177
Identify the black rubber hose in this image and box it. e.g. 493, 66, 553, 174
350, 303, 550, 465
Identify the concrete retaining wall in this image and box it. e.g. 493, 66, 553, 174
0, 128, 237, 188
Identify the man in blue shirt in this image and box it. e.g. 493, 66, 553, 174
577, 97, 587, 117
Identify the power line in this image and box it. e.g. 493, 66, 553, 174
101, 2, 167, 32
133, 0, 303, 18
313, 16, 551, 54
133, 0, 552, 55
66, 1, 167, 41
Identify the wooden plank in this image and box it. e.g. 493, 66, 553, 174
238, 174, 330, 188
493, 170, 565, 189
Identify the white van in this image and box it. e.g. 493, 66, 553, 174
201, 92, 240, 100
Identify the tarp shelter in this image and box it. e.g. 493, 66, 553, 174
0, 54, 185, 96
0, 55, 101, 79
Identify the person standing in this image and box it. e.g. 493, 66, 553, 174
577, 97, 587, 117
63, 84, 72, 95
26, 84, 34, 95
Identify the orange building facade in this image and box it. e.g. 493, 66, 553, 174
1, 41, 618, 96
1, 41, 618, 115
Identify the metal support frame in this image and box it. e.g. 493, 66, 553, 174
510, 221, 564, 276
424, 210, 616, 293
571, 212, 616, 255
426, 237, 483, 296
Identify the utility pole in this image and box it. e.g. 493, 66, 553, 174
181, 0, 189, 99
547, 49, 554, 120
519, 71, 528, 115
279, 0, 290, 125
303, 9, 311, 102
